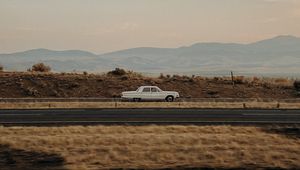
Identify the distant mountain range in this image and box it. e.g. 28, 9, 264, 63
1, 35, 300, 76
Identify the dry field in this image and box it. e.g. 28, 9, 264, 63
0, 125, 299, 170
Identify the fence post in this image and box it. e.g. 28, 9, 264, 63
231, 71, 235, 88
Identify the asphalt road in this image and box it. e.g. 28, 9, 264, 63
0, 108, 300, 126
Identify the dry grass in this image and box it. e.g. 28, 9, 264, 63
0, 125, 299, 169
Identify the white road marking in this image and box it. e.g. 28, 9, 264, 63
0, 121, 299, 124
243, 113, 300, 116
0, 114, 41, 116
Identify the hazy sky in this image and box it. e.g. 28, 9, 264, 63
1, 0, 300, 54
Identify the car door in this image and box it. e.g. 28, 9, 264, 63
141, 87, 151, 100
151, 87, 164, 100
150, 87, 159, 100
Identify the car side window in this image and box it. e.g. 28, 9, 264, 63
151, 88, 158, 92
142, 87, 150, 92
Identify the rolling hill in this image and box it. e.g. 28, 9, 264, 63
1, 35, 300, 76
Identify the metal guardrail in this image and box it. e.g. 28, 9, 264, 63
0, 98, 117, 103
1, 98, 300, 103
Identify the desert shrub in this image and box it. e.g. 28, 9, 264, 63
195, 76, 204, 81
30, 63, 51, 72
127, 70, 143, 77
83, 71, 88, 75
273, 78, 293, 86
0, 64, 3, 72
262, 82, 272, 89
294, 80, 300, 90
251, 76, 261, 85
275, 78, 289, 84
213, 77, 220, 81
108, 68, 126, 76
159, 73, 165, 79
182, 75, 190, 79
207, 90, 218, 95
189, 77, 195, 83
252, 76, 260, 82
68, 82, 80, 89
181, 75, 193, 83
112, 92, 121, 98
234, 76, 245, 84
171, 74, 180, 81
121, 75, 129, 80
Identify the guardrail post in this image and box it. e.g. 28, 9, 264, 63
114, 97, 117, 108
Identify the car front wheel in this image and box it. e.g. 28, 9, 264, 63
165, 96, 174, 102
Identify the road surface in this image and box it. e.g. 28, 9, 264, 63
0, 109, 300, 125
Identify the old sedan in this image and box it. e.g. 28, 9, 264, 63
121, 86, 179, 102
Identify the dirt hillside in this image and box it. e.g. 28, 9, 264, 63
0, 70, 297, 98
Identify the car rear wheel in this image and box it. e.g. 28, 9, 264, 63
133, 98, 141, 102
165, 96, 174, 102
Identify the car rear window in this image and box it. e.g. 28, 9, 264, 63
142, 87, 150, 92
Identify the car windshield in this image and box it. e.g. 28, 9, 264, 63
156, 87, 162, 92
136, 87, 141, 92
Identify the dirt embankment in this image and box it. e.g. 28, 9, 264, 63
0, 71, 297, 98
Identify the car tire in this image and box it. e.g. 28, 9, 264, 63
133, 98, 141, 102
165, 96, 174, 102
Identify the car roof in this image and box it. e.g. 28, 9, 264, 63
140, 86, 159, 88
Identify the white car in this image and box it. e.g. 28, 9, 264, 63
121, 86, 179, 102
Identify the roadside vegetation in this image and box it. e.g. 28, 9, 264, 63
27, 63, 51, 72
0, 125, 299, 169
294, 80, 300, 91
